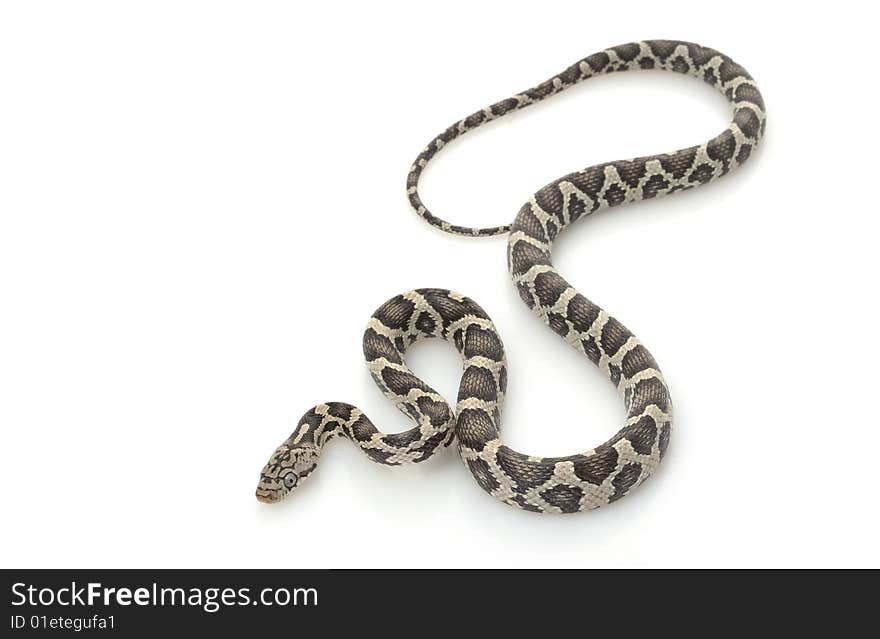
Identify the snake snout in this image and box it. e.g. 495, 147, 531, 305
255, 462, 288, 504
255, 490, 282, 504
255, 476, 285, 504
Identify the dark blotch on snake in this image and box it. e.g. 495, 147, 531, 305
467, 458, 501, 494
540, 484, 584, 513
373, 295, 414, 330
490, 97, 518, 116
642, 174, 670, 199
458, 295, 489, 320
415, 311, 436, 335
564, 192, 587, 224
534, 183, 564, 217
608, 363, 622, 388
513, 207, 548, 242
658, 422, 671, 459
420, 290, 469, 327
671, 55, 690, 74
533, 271, 569, 307
440, 124, 459, 143
599, 316, 630, 357
567, 167, 606, 202
660, 148, 697, 178
689, 162, 716, 184
547, 312, 569, 338
558, 62, 583, 85
584, 51, 609, 72
382, 428, 422, 448
452, 328, 464, 352
348, 415, 376, 443
526, 80, 556, 101
602, 183, 627, 207
648, 40, 678, 61
719, 60, 748, 83
420, 429, 454, 457
572, 446, 619, 485
734, 83, 764, 110
404, 403, 420, 422
703, 67, 718, 85
456, 408, 497, 451
517, 282, 535, 309
628, 377, 670, 415
296, 409, 323, 441
463, 110, 485, 128
734, 107, 762, 139
621, 344, 657, 379
613, 160, 647, 188
381, 368, 431, 396
708, 129, 736, 172
686, 43, 716, 66
496, 447, 554, 489
416, 396, 451, 426
622, 414, 658, 455
326, 402, 353, 422
581, 337, 601, 364
463, 325, 504, 361
567, 293, 600, 333
511, 495, 543, 513
458, 366, 498, 403
363, 328, 402, 364
611, 43, 640, 62
364, 448, 399, 465
610, 463, 642, 501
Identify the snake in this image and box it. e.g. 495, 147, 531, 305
256, 40, 765, 513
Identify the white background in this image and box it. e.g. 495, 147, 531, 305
1, 2, 877, 568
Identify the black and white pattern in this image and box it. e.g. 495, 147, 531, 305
256, 41, 765, 513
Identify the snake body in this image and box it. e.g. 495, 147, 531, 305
256, 40, 765, 513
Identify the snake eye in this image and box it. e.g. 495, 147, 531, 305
283, 473, 298, 488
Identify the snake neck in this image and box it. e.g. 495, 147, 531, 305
289, 402, 361, 450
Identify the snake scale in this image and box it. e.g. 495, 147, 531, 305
257, 40, 765, 513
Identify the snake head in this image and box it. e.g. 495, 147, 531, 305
255, 441, 320, 504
